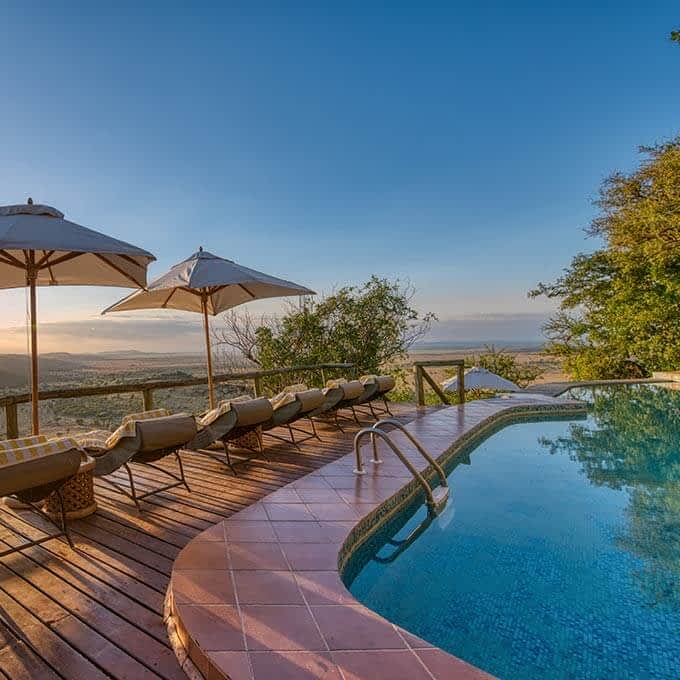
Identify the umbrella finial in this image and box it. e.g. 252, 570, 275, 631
199, 246, 203, 252
27, 197, 33, 205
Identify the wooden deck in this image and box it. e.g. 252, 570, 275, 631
0, 404, 420, 680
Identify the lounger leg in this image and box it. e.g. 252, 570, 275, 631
56, 490, 74, 549
223, 441, 238, 476
175, 451, 192, 493
383, 397, 393, 416
333, 412, 345, 432
124, 464, 143, 512
351, 406, 361, 425
309, 417, 322, 441
287, 424, 302, 451
369, 401, 379, 420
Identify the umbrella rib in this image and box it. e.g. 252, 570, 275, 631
161, 287, 178, 308
238, 283, 257, 299
0, 251, 25, 269
41, 251, 85, 268
35, 250, 56, 268
93, 253, 144, 287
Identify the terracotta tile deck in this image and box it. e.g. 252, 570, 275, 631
0, 403, 420, 680
169, 394, 586, 680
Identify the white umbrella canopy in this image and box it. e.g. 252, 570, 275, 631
103, 248, 315, 408
441, 366, 521, 393
0, 199, 156, 434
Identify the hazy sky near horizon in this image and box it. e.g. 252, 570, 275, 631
2, 2, 679, 353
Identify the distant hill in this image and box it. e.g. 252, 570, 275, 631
0, 354, 86, 389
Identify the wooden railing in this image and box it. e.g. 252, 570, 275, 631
413, 359, 465, 407
1, 362, 354, 439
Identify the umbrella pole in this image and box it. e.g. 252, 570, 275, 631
202, 294, 216, 409
28, 253, 40, 434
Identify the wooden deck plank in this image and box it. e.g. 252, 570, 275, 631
0, 405, 420, 679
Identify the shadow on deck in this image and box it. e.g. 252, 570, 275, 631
0, 403, 423, 680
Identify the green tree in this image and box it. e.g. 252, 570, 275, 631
530, 138, 680, 379
215, 277, 435, 390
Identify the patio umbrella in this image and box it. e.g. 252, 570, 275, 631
103, 247, 315, 408
441, 366, 520, 393
0, 199, 155, 434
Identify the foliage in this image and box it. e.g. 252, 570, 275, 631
530, 138, 680, 379
461, 344, 542, 387
539, 385, 680, 606
214, 277, 435, 392
671, 30, 680, 44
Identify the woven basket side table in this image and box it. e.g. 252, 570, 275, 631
45, 453, 98, 520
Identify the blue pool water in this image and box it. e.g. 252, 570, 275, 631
345, 385, 680, 679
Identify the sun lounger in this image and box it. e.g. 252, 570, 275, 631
341, 374, 396, 423
78, 408, 197, 511
0, 435, 81, 556
262, 386, 325, 449
189, 396, 273, 475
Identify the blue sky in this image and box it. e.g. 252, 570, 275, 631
1, 2, 678, 351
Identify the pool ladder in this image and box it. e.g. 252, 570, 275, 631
353, 418, 449, 515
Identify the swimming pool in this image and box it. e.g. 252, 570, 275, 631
344, 385, 679, 679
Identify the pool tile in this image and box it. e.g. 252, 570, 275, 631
306, 503, 360, 521
241, 605, 325, 651
249, 651, 341, 680
264, 503, 316, 522
175, 540, 229, 570
224, 520, 277, 543
264, 488, 302, 503
332, 650, 432, 679
172, 570, 236, 605
415, 648, 494, 679
281, 543, 341, 570
207, 651, 253, 680
311, 605, 407, 650
295, 571, 355, 605
272, 521, 334, 543
174, 604, 245, 651
229, 542, 288, 571
233, 570, 304, 605
295, 488, 343, 503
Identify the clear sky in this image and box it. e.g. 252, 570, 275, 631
1, 1, 678, 352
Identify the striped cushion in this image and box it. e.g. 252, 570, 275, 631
77, 409, 172, 451
0, 436, 79, 469
121, 408, 170, 426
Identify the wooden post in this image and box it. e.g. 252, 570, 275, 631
457, 364, 465, 404
5, 403, 19, 439
253, 376, 262, 397
201, 293, 216, 409
142, 388, 154, 411
320, 368, 326, 387
28, 252, 40, 435
414, 365, 425, 407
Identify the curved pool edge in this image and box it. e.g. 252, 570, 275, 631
166, 394, 587, 680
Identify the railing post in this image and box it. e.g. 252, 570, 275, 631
142, 388, 154, 411
5, 403, 19, 439
253, 376, 262, 397
414, 365, 425, 407
457, 364, 465, 404
320, 368, 326, 387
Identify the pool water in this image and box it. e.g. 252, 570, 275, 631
346, 385, 680, 679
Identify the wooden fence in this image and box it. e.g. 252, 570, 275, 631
1, 362, 354, 439
413, 359, 465, 407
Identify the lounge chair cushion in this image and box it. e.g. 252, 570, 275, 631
137, 414, 197, 453
201, 396, 250, 427
295, 388, 325, 413
231, 397, 273, 426
338, 380, 363, 400
0, 437, 82, 498
375, 375, 395, 393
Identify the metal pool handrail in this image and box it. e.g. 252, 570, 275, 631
353, 419, 449, 512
